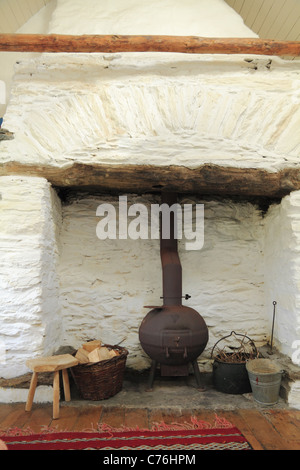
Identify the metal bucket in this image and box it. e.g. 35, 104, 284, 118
213, 357, 252, 394
211, 331, 257, 395
246, 359, 283, 405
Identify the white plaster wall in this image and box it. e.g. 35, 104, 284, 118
58, 193, 266, 370
264, 192, 300, 360
0, 176, 62, 379
48, 0, 257, 37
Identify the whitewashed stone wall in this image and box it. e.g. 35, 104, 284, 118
2, 54, 300, 174
264, 193, 300, 409
264, 192, 300, 359
2, 0, 300, 175
0, 176, 62, 379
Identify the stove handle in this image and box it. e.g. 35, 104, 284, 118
165, 346, 188, 359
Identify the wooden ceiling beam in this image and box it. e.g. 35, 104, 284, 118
0, 34, 299, 56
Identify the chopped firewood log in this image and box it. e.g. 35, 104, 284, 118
97, 347, 113, 361
75, 341, 120, 364
87, 348, 101, 363
86, 347, 118, 363
108, 349, 118, 358
82, 340, 102, 352
75, 348, 90, 364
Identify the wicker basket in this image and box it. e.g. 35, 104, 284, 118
70, 344, 129, 401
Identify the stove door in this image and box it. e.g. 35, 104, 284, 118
162, 329, 191, 360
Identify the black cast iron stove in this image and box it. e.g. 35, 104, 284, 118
139, 193, 209, 390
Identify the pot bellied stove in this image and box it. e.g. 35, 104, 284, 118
139, 193, 209, 390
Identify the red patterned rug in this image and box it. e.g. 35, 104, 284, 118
0, 416, 252, 451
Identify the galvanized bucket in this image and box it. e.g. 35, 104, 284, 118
246, 359, 283, 405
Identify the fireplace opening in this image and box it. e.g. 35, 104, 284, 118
0, 183, 287, 388
54, 188, 278, 370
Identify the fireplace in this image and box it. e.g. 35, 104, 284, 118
0, 0, 300, 408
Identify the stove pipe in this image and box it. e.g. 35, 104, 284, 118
139, 193, 209, 390
160, 192, 182, 306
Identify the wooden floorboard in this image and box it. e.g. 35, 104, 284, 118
216, 410, 265, 450
0, 403, 299, 450
72, 406, 103, 431
262, 409, 300, 450
237, 409, 289, 450
23, 406, 52, 434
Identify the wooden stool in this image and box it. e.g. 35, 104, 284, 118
25, 354, 79, 419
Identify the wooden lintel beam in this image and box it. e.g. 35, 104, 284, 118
1, 162, 299, 198
0, 34, 299, 56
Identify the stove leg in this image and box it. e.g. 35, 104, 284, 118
192, 360, 205, 391
146, 360, 157, 391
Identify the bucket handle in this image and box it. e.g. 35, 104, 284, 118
211, 331, 257, 359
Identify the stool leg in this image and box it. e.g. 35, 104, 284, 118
25, 372, 38, 412
62, 368, 71, 402
53, 370, 60, 420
